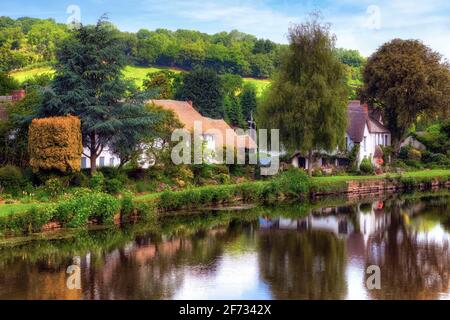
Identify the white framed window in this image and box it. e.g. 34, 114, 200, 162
81, 157, 87, 169
384, 134, 388, 146
363, 137, 367, 152
110, 157, 115, 166
99, 157, 105, 167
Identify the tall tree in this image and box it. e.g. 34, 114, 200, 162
258, 14, 348, 175
224, 95, 245, 128
175, 67, 224, 119
38, 18, 157, 174
361, 39, 450, 150
240, 83, 257, 121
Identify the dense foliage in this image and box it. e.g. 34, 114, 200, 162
258, 16, 349, 174
361, 39, 450, 149
37, 18, 158, 173
28, 116, 82, 172
175, 67, 224, 119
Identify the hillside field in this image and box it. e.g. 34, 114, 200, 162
10, 65, 271, 96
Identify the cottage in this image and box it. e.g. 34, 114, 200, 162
81, 99, 256, 169
291, 100, 391, 169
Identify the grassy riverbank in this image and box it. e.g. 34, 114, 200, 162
1, 169, 450, 236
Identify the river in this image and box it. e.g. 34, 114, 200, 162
1, 191, 450, 300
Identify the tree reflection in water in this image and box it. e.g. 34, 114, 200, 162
366, 197, 450, 300
0, 193, 450, 299
257, 230, 347, 299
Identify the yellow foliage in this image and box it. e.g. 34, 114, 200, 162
28, 115, 83, 172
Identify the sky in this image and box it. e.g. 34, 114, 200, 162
1, 0, 450, 59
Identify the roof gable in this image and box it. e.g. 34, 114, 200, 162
347, 100, 389, 142
150, 99, 256, 149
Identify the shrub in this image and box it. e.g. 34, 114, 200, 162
0, 165, 24, 195
126, 168, 147, 180
54, 189, 120, 227
90, 172, 105, 191
120, 192, 134, 218
104, 178, 123, 195
44, 177, 65, 198
217, 173, 231, 184
275, 169, 310, 196
398, 145, 411, 160
69, 171, 89, 187
359, 157, 374, 174
408, 148, 422, 161
28, 115, 82, 172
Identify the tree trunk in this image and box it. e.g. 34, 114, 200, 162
89, 132, 97, 175
307, 150, 314, 176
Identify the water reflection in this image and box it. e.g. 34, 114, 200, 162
0, 193, 450, 300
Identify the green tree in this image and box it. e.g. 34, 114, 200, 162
220, 73, 243, 96
258, 15, 348, 175
38, 18, 158, 174
240, 83, 257, 121
361, 39, 450, 150
142, 70, 178, 99
224, 95, 245, 128
0, 72, 19, 95
175, 67, 224, 119
334, 48, 365, 67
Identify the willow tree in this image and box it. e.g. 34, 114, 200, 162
258, 15, 348, 175
38, 17, 157, 173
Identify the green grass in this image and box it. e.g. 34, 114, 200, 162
9, 66, 55, 83
0, 203, 41, 217
242, 77, 270, 95
122, 65, 182, 88
9, 65, 270, 96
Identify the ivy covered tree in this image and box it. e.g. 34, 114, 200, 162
175, 67, 224, 119
361, 39, 450, 150
258, 14, 348, 175
38, 18, 158, 174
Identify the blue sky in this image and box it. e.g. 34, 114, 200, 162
2, 0, 450, 59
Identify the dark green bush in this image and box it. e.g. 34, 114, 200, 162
0, 165, 25, 195
69, 171, 89, 187
104, 178, 123, 194
126, 168, 147, 180
90, 172, 105, 191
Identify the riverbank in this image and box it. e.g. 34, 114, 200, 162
1, 169, 450, 236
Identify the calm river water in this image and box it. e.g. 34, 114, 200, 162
1, 192, 450, 300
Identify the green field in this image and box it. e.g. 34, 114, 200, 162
9, 66, 55, 83
0, 203, 41, 217
10, 65, 270, 95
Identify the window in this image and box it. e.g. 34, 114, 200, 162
110, 157, 115, 166
385, 135, 388, 146
345, 137, 348, 150
99, 157, 105, 167
81, 157, 87, 169
363, 137, 367, 152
